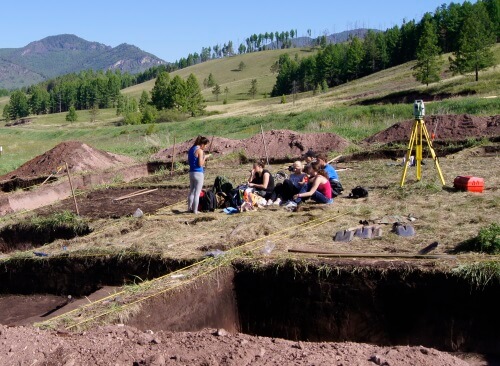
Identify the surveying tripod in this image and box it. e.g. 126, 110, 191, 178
400, 100, 445, 187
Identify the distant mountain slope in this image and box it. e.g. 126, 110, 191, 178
0, 34, 166, 90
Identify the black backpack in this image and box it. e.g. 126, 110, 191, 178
199, 189, 217, 212
349, 186, 368, 198
329, 179, 344, 197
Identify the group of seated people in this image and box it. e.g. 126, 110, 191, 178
247, 152, 340, 208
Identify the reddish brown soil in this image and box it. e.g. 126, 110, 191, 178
0, 324, 470, 366
36, 187, 188, 218
0, 141, 135, 180
363, 114, 500, 145
152, 129, 350, 162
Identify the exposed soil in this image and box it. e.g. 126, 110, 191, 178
36, 187, 188, 219
1, 115, 499, 365
0, 324, 470, 366
363, 114, 500, 145
152, 129, 351, 162
0, 141, 135, 180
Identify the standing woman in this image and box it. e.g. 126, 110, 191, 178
187, 136, 211, 214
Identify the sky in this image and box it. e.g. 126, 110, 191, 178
1, 1, 468, 62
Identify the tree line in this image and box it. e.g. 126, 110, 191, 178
271, 0, 498, 96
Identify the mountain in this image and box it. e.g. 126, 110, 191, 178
0, 34, 166, 90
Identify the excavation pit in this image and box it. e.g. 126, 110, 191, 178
35, 187, 189, 218
3, 256, 498, 359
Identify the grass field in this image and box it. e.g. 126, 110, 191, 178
1, 44, 499, 176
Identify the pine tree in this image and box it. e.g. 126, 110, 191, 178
151, 72, 171, 110
449, 3, 496, 81
186, 74, 205, 117
413, 20, 442, 86
65, 106, 78, 122
212, 84, 221, 101
139, 91, 150, 112
248, 79, 258, 99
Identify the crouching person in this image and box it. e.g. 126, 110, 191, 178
292, 161, 333, 205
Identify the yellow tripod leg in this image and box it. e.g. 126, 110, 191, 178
422, 122, 446, 186
400, 120, 417, 187
416, 119, 423, 181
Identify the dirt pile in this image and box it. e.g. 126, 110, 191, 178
0, 324, 469, 366
152, 130, 350, 162
0, 141, 135, 180
363, 114, 500, 145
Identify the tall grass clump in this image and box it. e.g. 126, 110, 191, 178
454, 223, 500, 254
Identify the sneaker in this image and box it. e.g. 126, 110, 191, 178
284, 201, 297, 209
266, 199, 273, 206
273, 198, 282, 206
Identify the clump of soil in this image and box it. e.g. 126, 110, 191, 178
363, 114, 500, 145
0, 141, 135, 180
152, 129, 350, 162
0, 325, 469, 366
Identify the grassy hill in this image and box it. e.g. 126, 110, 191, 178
0, 44, 499, 176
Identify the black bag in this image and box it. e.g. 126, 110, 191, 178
329, 179, 344, 197
199, 189, 217, 212
213, 176, 234, 196
349, 186, 368, 199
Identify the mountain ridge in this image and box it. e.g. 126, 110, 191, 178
0, 34, 166, 90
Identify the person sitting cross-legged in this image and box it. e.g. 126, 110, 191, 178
288, 161, 333, 208
270, 161, 307, 206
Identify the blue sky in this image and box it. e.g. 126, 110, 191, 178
1, 1, 468, 62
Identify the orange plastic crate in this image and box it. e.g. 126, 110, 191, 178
453, 176, 484, 193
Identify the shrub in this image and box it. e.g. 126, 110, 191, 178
477, 223, 500, 254
455, 223, 500, 254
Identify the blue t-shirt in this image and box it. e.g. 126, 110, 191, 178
324, 164, 339, 181
188, 145, 204, 173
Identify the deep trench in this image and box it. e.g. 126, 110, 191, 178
0, 257, 499, 357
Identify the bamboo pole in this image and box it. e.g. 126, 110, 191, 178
65, 162, 79, 216
40, 165, 64, 187
205, 135, 214, 168
112, 188, 150, 201
170, 136, 176, 176
113, 188, 158, 202
260, 125, 269, 165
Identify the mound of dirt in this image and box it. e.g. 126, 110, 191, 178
0, 324, 469, 366
0, 141, 135, 180
152, 130, 350, 162
363, 114, 500, 145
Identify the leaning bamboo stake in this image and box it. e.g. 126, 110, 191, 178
205, 135, 214, 168
113, 188, 158, 202
288, 248, 455, 260
327, 154, 342, 164
40, 165, 64, 187
65, 162, 79, 216
170, 136, 176, 176
113, 188, 150, 201
260, 125, 269, 165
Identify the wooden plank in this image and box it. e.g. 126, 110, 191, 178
288, 248, 455, 260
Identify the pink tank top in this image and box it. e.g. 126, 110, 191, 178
317, 179, 332, 199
